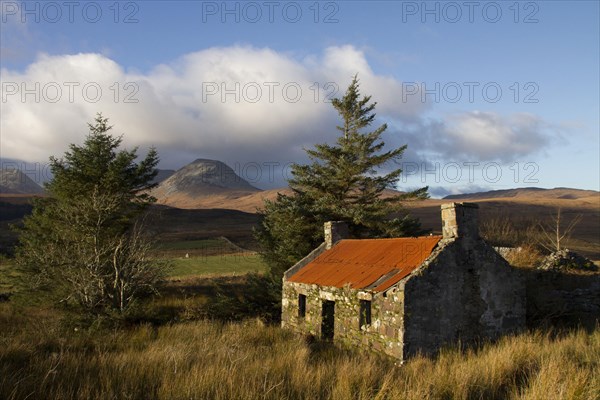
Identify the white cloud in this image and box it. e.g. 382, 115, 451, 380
0, 45, 427, 171
442, 111, 552, 160
1, 46, 561, 189
395, 110, 561, 164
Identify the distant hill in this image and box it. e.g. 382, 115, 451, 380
401, 187, 600, 259
1, 182, 598, 258
443, 187, 599, 201
0, 169, 44, 194
162, 188, 291, 213
151, 169, 176, 185
152, 159, 261, 209
152, 168, 407, 213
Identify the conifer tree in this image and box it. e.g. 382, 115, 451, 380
15, 114, 164, 314
257, 76, 428, 280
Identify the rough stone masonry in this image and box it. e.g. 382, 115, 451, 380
282, 202, 526, 360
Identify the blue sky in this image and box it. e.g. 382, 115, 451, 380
1, 0, 599, 195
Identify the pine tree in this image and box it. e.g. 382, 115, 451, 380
257, 193, 323, 279
257, 76, 428, 280
15, 114, 164, 314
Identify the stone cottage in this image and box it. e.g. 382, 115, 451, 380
281, 202, 525, 359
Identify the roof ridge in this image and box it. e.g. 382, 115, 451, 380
340, 235, 443, 241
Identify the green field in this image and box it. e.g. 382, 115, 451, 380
153, 237, 267, 278
165, 253, 267, 277
153, 237, 244, 258
156, 238, 229, 251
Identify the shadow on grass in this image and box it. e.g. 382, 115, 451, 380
521, 268, 600, 331
127, 273, 282, 326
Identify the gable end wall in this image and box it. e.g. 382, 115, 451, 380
402, 238, 525, 358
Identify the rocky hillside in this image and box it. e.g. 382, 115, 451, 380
151, 159, 261, 208
0, 169, 44, 194
151, 169, 176, 185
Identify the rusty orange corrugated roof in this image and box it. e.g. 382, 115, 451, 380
287, 236, 442, 292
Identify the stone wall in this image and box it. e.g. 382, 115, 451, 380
281, 281, 405, 359
403, 238, 525, 358
282, 237, 526, 360
493, 246, 522, 260
282, 203, 526, 360
523, 269, 600, 329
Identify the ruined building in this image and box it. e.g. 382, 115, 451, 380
281, 202, 525, 359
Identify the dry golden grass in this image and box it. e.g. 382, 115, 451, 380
504, 244, 545, 269
1, 303, 598, 400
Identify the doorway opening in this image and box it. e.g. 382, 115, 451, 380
321, 300, 335, 340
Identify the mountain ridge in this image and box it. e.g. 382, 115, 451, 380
0, 169, 44, 194
443, 187, 599, 201
151, 159, 599, 213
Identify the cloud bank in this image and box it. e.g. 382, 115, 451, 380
1, 45, 560, 188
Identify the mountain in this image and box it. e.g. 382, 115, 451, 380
151, 159, 261, 209
151, 169, 176, 185
0, 169, 44, 194
443, 187, 599, 201
156, 159, 260, 194
152, 162, 407, 213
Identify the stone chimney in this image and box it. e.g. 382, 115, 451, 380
324, 221, 349, 249
441, 202, 479, 239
